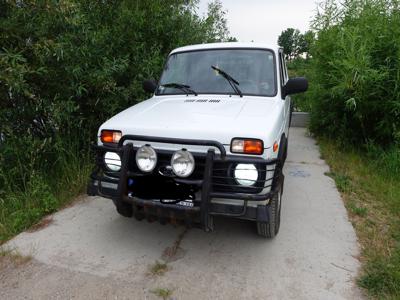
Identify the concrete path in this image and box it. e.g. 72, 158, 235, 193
1, 128, 363, 300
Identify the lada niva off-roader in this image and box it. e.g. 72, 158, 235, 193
88, 43, 308, 238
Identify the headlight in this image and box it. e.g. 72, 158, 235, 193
136, 145, 157, 172
104, 152, 121, 172
171, 149, 195, 177
234, 164, 258, 186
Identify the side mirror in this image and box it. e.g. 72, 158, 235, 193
143, 79, 157, 93
283, 77, 308, 97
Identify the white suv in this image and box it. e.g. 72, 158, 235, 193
88, 42, 308, 238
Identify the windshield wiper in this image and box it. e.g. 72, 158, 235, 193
211, 65, 243, 97
160, 83, 198, 96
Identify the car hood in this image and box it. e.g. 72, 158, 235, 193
99, 95, 282, 149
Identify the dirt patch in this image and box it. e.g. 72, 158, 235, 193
62, 194, 88, 209
0, 248, 32, 267
27, 217, 54, 233
161, 228, 188, 263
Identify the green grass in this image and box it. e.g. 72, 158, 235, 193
148, 260, 169, 276
324, 171, 351, 193
0, 151, 91, 244
319, 139, 400, 299
151, 288, 173, 300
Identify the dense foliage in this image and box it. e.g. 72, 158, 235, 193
0, 0, 233, 242
284, 0, 400, 297
308, 0, 400, 146
286, 57, 313, 112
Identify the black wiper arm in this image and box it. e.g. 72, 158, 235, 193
211, 65, 243, 97
161, 83, 198, 96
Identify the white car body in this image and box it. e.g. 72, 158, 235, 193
98, 43, 290, 206
89, 42, 307, 237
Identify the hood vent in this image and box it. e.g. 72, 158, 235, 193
184, 99, 221, 103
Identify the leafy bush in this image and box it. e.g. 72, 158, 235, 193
308, 0, 400, 146
0, 0, 233, 243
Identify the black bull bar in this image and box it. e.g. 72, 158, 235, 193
88, 135, 283, 231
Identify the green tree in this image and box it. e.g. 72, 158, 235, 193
278, 28, 311, 60
202, 0, 234, 42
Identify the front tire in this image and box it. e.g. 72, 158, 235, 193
256, 180, 283, 238
113, 198, 133, 217
279, 135, 288, 165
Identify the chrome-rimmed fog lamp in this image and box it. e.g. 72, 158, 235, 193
171, 149, 195, 177
135, 145, 157, 172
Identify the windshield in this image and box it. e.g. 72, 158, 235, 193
156, 49, 277, 97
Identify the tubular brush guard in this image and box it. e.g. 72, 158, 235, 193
88, 136, 282, 231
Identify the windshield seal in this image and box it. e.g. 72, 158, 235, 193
155, 47, 278, 97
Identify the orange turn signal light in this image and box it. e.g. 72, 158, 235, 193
231, 138, 264, 155
273, 141, 279, 153
101, 130, 122, 144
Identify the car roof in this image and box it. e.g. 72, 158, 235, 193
170, 42, 280, 54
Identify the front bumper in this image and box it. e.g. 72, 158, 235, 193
87, 135, 283, 231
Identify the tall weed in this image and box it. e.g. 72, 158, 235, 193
309, 0, 400, 145
0, 137, 91, 243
